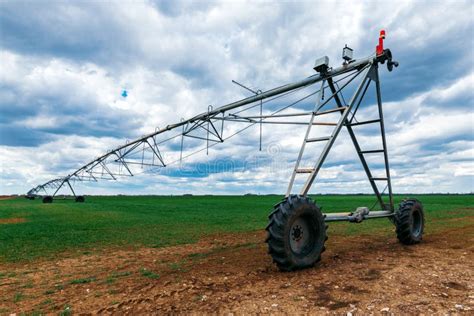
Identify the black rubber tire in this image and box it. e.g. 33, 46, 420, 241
42, 196, 53, 203
395, 198, 424, 245
266, 195, 327, 271
75, 196, 85, 203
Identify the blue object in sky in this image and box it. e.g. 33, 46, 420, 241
121, 90, 128, 98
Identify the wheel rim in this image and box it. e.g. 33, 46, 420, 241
411, 209, 423, 237
289, 216, 316, 256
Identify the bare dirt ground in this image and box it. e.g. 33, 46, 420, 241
0, 218, 26, 224
1, 219, 473, 315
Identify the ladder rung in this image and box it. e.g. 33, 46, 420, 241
312, 122, 338, 126
313, 107, 348, 117
371, 177, 388, 181
295, 168, 315, 174
348, 119, 381, 126
306, 136, 331, 143
360, 149, 385, 154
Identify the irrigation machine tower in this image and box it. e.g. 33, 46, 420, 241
27, 31, 425, 271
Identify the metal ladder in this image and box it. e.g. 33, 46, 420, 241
286, 80, 350, 196
286, 65, 383, 201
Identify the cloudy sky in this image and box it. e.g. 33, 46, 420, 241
0, 0, 473, 195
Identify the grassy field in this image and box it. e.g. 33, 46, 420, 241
0, 195, 472, 263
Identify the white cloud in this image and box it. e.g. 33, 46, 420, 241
0, 0, 473, 195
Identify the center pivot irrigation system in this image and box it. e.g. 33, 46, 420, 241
27, 31, 425, 271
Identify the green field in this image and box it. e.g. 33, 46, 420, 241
0, 195, 472, 263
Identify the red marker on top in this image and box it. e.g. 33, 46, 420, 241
376, 29, 386, 56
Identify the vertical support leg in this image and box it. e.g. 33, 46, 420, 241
327, 77, 385, 209
206, 119, 210, 155
141, 142, 145, 168
259, 97, 263, 151
65, 179, 77, 197
220, 112, 225, 140
207, 105, 213, 155
52, 179, 66, 197
374, 65, 394, 211
180, 119, 185, 164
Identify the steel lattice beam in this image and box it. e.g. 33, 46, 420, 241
27, 48, 398, 209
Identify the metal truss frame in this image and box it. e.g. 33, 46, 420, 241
27, 48, 398, 222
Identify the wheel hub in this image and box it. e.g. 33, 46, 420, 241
289, 218, 313, 255
292, 225, 303, 241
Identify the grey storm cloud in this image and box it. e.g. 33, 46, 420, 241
0, 2, 131, 64
0, 0, 473, 195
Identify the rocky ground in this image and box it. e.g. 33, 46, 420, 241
1, 217, 473, 315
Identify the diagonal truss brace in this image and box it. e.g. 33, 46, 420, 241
286, 63, 394, 212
